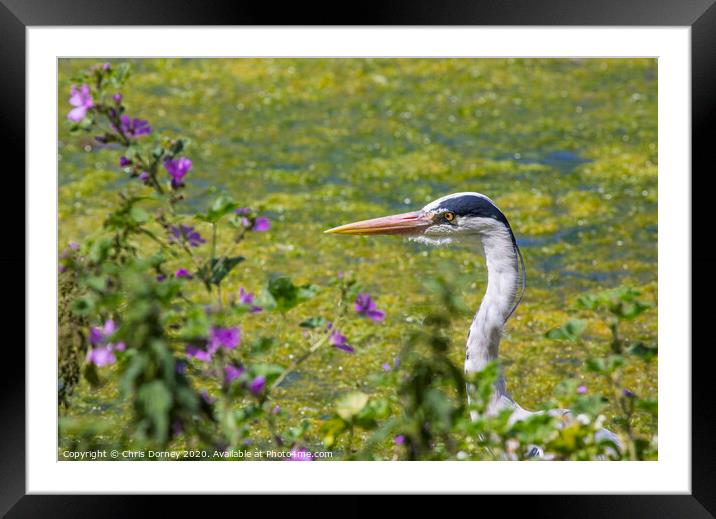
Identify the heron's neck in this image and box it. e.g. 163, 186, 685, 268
465, 227, 520, 399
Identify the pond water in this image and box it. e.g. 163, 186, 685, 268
58, 58, 658, 455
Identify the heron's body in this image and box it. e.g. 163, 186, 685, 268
327, 191, 621, 456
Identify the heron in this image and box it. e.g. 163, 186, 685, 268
326, 192, 621, 457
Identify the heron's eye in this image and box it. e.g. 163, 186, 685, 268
443, 212, 455, 222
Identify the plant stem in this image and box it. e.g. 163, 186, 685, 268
269, 317, 343, 393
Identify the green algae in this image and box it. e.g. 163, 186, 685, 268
58, 58, 657, 456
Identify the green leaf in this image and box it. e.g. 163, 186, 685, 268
72, 294, 96, 316
571, 395, 606, 416
297, 284, 319, 300
171, 139, 185, 155
112, 62, 131, 84
129, 207, 149, 224
199, 194, 237, 223
545, 319, 587, 341
177, 306, 210, 340
336, 391, 369, 421
616, 300, 652, 320
198, 256, 244, 287
249, 336, 277, 355
82, 363, 102, 388
584, 357, 605, 373
346, 282, 362, 302
174, 385, 200, 414
136, 380, 172, 444
321, 416, 348, 449
510, 412, 558, 445
78, 117, 93, 130
125, 144, 141, 160
465, 361, 501, 409
354, 397, 391, 429
284, 420, 311, 445
235, 404, 262, 422
636, 398, 658, 416
119, 351, 149, 394
574, 286, 653, 321
259, 275, 318, 313
424, 388, 455, 428
85, 275, 108, 292
626, 342, 657, 361
87, 236, 113, 263
585, 355, 624, 374
299, 316, 327, 329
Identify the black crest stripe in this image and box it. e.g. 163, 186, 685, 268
437, 194, 511, 228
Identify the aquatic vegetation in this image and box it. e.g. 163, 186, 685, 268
58, 58, 657, 460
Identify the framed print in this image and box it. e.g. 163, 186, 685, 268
2, 0, 713, 515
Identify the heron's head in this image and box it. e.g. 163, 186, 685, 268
325, 192, 513, 246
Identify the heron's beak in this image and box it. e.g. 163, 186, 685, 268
325, 211, 434, 235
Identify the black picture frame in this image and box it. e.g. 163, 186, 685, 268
1, 0, 712, 515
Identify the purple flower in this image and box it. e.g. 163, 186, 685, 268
94, 320, 122, 348
139, 171, 150, 182
175, 268, 193, 279
394, 435, 405, 445
68, 241, 79, 250
86, 346, 116, 367
119, 156, 131, 167
330, 330, 354, 353
208, 326, 241, 352
249, 375, 266, 395
237, 210, 271, 232
577, 385, 588, 394
67, 84, 93, 122
272, 405, 281, 414
164, 157, 192, 188
156, 273, 166, 282
354, 293, 385, 322
286, 448, 313, 461
102, 63, 111, 71
175, 361, 187, 374
623, 388, 636, 398
382, 362, 392, 371
88, 327, 103, 345
238, 287, 262, 313
239, 287, 254, 305
224, 364, 245, 383
169, 224, 206, 248
114, 114, 151, 138
86, 320, 125, 366
186, 344, 212, 363
252, 216, 271, 232
113, 93, 122, 104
